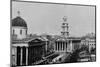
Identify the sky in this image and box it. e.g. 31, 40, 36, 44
12, 1, 95, 37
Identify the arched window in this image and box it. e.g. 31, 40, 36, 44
26, 30, 27, 35
20, 29, 22, 35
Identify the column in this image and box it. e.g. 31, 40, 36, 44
67, 41, 69, 52
63, 42, 65, 51
60, 42, 61, 51
64, 42, 66, 51
57, 42, 58, 51
58, 42, 59, 51
55, 42, 57, 51
62, 42, 63, 51
20, 47, 23, 65
26, 47, 28, 65
56, 42, 58, 51
54, 42, 55, 51
54, 42, 56, 51
70, 40, 73, 52
45, 41, 47, 51
15, 47, 17, 65
59, 42, 60, 51
61, 42, 62, 51
66, 42, 67, 51
61, 42, 63, 51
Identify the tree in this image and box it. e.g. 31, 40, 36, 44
69, 45, 89, 63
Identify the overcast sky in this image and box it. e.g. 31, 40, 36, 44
12, 1, 95, 37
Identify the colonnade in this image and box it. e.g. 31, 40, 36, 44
12, 46, 28, 66
54, 40, 73, 52
54, 41, 68, 52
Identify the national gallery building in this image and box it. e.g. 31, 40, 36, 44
11, 15, 48, 66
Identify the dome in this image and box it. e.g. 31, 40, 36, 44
12, 16, 27, 28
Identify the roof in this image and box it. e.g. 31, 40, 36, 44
12, 16, 27, 28
54, 36, 81, 41
12, 36, 48, 44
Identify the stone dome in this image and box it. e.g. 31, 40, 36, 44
12, 16, 27, 28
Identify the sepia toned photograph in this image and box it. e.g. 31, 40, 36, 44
11, 0, 96, 67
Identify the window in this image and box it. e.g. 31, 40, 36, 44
20, 29, 22, 35
13, 29, 15, 35
26, 30, 27, 35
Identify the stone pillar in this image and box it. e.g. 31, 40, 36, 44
70, 40, 73, 52
66, 42, 67, 51
61, 42, 63, 51
64, 42, 66, 51
54, 42, 55, 51
58, 42, 61, 51
57, 42, 58, 51
45, 41, 47, 51
59, 42, 60, 51
15, 47, 17, 65
20, 47, 23, 65
62, 42, 63, 51
55, 42, 58, 51
58, 42, 60, 51
63, 42, 65, 51
67, 41, 70, 52
55, 42, 57, 51
54, 42, 56, 51
26, 47, 28, 65
62, 42, 64, 51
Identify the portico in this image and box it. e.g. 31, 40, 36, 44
55, 41, 67, 52
12, 43, 29, 66
54, 38, 73, 53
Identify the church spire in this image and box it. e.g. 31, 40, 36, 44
63, 16, 67, 22
61, 16, 69, 38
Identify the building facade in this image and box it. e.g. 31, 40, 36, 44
54, 17, 81, 53
12, 16, 27, 39
54, 37, 81, 53
81, 34, 96, 53
11, 14, 48, 66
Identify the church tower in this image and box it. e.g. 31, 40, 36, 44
61, 16, 69, 38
